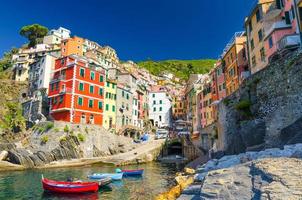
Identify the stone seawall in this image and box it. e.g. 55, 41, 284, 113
217, 50, 302, 154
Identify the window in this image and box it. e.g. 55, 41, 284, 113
291, 6, 296, 20
114, 94, 117, 100
153, 100, 156, 105
90, 71, 95, 80
106, 104, 109, 111
99, 88, 103, 96
256, 9, 262, 22
269, 37, 273, 49
152, 94, 155, 98
98, 101, 103, 109
89, 99, 93, 108
160, 107, 162, 111
106, 82, 110, 87
159, 115, 162, 122
55, 82, 59, 91
78, 97, 83, 106
126, 93, 129, 99
249, 21, 253, 33
80, 68, 85, 77
159, 100, 163, 104
99, 75, 104, 82
109, 93, 111, 99
51, 83, 54, 91
112, 105, 115, 112
89, 85, 94, 93
122, 91, 125, 97
258, 30, 263, 41
153, 107, 156, 112
252, 56, 256, 67
251, 39, 255, 50
112, 84, 115, 89
276, 0, 284, 9
260, 47, 266, 62
285, 11, 291, 24
61, 59, 65, 65
59, 95, 64, 103
79, 82, 84, 91
53, 97, 57, 104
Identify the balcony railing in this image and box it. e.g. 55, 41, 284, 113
50, 75, 66, 83
264, 20, 291, 38
277, 34, 301, 50
59, 87, 72, 94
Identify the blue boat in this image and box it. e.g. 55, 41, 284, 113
122, 169, 144, 177
88, 173, 123, 181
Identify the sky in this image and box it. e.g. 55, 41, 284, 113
0, 0, 255, 61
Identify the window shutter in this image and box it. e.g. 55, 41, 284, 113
285, 11, 291, 24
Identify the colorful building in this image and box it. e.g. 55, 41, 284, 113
215, 60, 226, 100
103, 79, 117, 130
222, 32, 247, 96
48, 55, 105, 126
245, 0, 276, 74
43, 27, 71, 45
148, 85, 172, 128
264, 0, 301, 61
61, 36, 84, 57
116, 83, 133, 131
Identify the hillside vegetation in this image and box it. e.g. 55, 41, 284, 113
137, 59, 216, 80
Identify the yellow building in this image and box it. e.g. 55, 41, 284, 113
103, 79, 117, 132
244, 0, 275, 74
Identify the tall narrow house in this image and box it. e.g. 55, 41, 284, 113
48, 55, 105, 126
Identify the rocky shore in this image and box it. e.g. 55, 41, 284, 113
158, 143, 302, 200
0, 122, 165, 170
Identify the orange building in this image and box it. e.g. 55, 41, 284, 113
222, 32, 247, 96
48, 55, 105, 126
61, 36, 84, 57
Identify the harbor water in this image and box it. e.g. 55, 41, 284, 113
0, 162, 179, 200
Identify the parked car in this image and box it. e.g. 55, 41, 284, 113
155, 129, 169, 140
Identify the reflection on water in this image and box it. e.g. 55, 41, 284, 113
0, 162, 178, 200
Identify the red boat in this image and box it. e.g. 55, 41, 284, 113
42, 175, 99, 194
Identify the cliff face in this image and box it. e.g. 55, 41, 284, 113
217, 50, 302, 154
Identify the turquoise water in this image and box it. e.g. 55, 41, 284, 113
0, 162, 179, 200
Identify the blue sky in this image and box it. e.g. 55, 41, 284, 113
0, 0, 255, 61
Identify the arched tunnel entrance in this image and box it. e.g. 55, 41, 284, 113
167, 141, 183, 156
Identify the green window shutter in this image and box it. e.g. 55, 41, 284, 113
98, 101, 103, 109
79, 82, 84, 91
153, 107, 156, 112
107, 82, 110, 87
122, 91, 124, 97
89, 99, 93, 108
89, 85, 94, 93
112, 84, 115, 89
126, 93, 129, 99
80, 68, 85, 77
99, 88, 103, 96
78, 97, 83, 106
112, 105, 115, 112
160, 100, 163, 104
114, 94, 117, 100
106, 104, 109, 111
99, 75, 104, 82
152, 94, 155, 98
90, 71, 95, 80
160, 107, 162, 111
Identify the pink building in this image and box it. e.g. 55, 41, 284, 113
264, 0, 300, 60
215, 61, 226, 100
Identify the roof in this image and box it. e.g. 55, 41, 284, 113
221, 31, 245, 58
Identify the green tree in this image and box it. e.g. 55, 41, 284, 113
0, 102, 25, 133
19, 24, 48, 47
0, 47, 18, 72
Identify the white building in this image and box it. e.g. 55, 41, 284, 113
132, 94, 139, 127
148, 86, 172, 128
28, 54, 56, 95
43, 27, 71, 45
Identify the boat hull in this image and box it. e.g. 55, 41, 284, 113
42, 178, 99, 194
122, 169, 144, 176
88, 173, 123, 181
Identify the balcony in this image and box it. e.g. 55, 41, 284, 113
277, 34, 301, 50
264, 20, 291, 38
59, 87, 72, 94
50, 75, 66, 83
240, 71, 251, 81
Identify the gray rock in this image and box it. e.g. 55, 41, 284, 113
0, 150, 8, 161
239, 119, 266, 148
